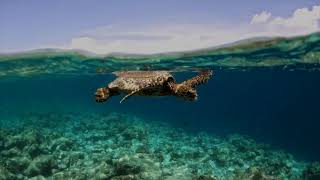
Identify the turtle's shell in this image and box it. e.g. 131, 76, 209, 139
108, 71, 175, 96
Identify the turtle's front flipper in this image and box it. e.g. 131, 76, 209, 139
119, 80, 160, 103
120, 89, 140, 103
181, 70, 213, 88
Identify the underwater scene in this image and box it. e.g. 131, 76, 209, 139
1, 32, 320, 180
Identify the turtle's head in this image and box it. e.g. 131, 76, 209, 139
175, 84, 198, 101
95, 87, 110, 103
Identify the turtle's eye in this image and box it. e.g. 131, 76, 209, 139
95, 91, 102, 97
95, 94, 102, 98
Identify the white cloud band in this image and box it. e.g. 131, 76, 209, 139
63, 5, 320, 54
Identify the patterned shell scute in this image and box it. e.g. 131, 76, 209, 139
109, 71, 174, 92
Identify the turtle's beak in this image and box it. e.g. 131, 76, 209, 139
95, 88, 109, 103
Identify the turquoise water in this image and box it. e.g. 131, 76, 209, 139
1, 33, 320, 179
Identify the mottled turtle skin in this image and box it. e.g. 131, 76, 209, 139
95, 70, 213, 103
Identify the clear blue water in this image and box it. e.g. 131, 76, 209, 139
1, 70, 319, 162
1, 33, 320, 179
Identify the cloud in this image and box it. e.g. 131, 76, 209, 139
68, 24, 252, 54
66, 5, 320, 54
251, 11, 272, 24
251, 5, 320, 36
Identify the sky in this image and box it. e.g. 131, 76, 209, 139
0, 0, 319, 54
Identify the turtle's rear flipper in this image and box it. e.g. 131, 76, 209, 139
181, 70, 213, 88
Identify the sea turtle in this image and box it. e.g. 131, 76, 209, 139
95, 70, 213, 103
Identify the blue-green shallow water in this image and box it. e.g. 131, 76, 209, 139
1, 70, 320, 161
1, 71, 320, 179
1, 32, 320, 179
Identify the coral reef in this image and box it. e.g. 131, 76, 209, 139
303, 162, 320, 180
0, 112, 317, 179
